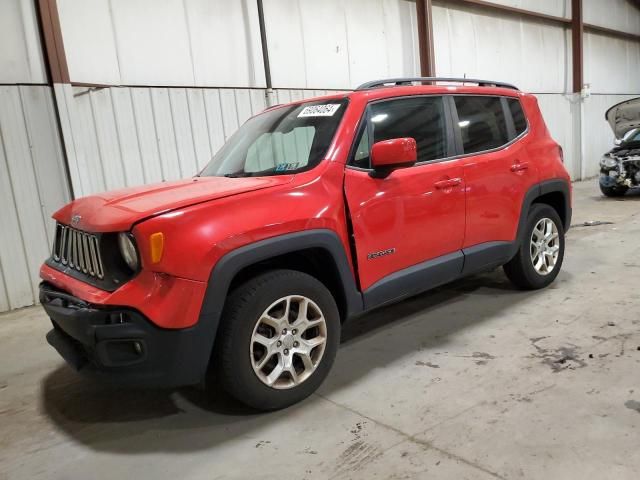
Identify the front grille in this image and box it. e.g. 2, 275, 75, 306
52, 224, 104, 279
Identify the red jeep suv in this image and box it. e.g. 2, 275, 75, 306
40, 78, 571, 410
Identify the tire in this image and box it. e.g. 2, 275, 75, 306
600, 183, 628, 197
503, 203, 565, 290
214, 269, 340, 411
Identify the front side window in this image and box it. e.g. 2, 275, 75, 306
454, 96, 509, 154
200, 98, 348, 177
350, 96, 447, 168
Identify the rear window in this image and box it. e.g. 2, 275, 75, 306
454, 96, 509, 154
507, 98, 527, 136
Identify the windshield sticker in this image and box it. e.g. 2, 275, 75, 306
275, 162, 300, 172
298, 104, 341, 118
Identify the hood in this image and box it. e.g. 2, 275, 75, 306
606, 97, 640, 139
54, 176, 293, 232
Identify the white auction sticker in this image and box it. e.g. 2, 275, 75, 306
298, 104, 341, 118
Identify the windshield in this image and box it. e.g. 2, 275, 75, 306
200, 98, 349, 177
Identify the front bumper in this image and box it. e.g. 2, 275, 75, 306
40, 282, 211, 388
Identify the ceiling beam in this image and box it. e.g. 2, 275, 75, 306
584, 23, 640, 42
439, 0, 570, 26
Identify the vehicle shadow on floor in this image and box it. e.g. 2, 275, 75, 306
40, 268, 570, 453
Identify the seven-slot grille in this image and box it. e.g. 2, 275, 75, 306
52, 224, 104, 279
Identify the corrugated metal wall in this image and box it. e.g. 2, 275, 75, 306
433, 3, 571, 93
57, 0, 266, 87
56, 0, 419, 90
263, 0, 420, 89
55, 85, 342, 197
0, 86, 70, 311
583, 0, 640, 34
0, 0, 70, 312
0, 0, 47, 84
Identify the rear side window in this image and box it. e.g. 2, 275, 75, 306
454, 96, 509, 154
351, 96, 447, 168
507, 98, 527, 136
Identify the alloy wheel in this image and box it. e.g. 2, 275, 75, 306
250, 295, 327, 389
530, 217, 560, 276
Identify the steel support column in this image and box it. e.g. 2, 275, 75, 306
416, 0, 436, 77
571, 0, 583, 94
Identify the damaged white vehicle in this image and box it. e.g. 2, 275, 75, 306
600, 97, 640, 197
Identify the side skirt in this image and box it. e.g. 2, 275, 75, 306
461, 241, 516, 277
361, 241, 516, 312
362, 251, 464, 311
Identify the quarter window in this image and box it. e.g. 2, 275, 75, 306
507, 98, 527, 136
352, 128, 370, 169
454, 96, 509, 154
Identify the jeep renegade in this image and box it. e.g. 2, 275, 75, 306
40, 78, 571, 410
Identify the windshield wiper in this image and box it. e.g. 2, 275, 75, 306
223, 172, 252, 178
223, 168, 279, 178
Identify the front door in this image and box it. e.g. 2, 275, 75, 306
344, 95, 466, 296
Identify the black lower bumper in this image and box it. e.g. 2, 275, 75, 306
40, 283, 210, 388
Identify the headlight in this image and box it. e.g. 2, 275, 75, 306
118, 233, 139, 271
600, 156, 618, 169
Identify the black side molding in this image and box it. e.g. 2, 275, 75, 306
461, 241, 515, 277
363, 251, 464, 311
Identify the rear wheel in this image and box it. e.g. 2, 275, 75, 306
215, 269, 340, 410
600, 183, 628, 197
503, 204, 565, 290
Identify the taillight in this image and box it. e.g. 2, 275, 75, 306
558, 145, 564, 163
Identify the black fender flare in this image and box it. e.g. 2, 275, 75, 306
515, 179, 572, 249
191, 229, 363, 380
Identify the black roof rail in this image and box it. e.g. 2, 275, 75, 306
355, 77, 519, 91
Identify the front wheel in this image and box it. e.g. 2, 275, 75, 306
503, 204, 565, 290
215, 269, 340, 411
600, 183, 628, 197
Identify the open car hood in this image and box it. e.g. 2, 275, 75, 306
606, 97, 640, 139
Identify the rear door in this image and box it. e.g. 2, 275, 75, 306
452, 95, 538, 247
344, 95, 466, 293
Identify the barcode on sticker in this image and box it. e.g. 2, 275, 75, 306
298, 104, 341, 117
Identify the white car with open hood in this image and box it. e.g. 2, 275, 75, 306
600, 97, 640, 197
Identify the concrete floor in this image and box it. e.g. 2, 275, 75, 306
2, 179, 640, 480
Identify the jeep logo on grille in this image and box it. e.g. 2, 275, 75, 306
71, 214, 82, 226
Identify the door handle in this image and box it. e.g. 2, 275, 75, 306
434, 178, 462, 189
510, 162, 529, 172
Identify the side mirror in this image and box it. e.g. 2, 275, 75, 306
370, 137, 417, 178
